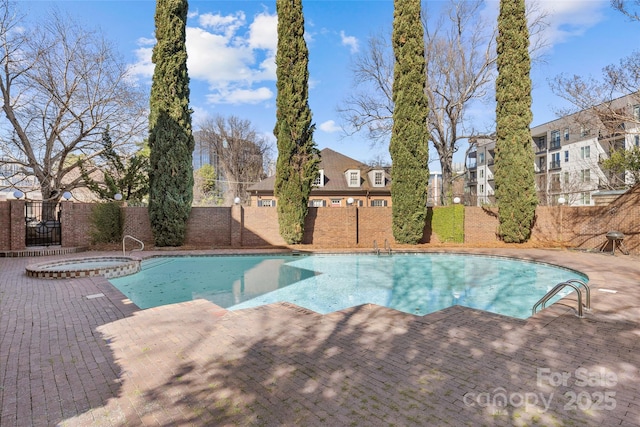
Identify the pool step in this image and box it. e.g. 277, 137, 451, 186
141, 257, 174, 271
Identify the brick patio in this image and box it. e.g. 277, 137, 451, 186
1, 248, 639, 426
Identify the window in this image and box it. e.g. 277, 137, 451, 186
550, 130, 561, 149
479, 169, 484, 179
538, 156, 546, 172
313, 169, 324, 187
347, 170, 360, 187
581, 169, 590, 183
478, 152, 485, 165
564, 150, 569, 162
550, 152, 561, 169
582, 192, 591, 205
580, 127, 591, 137
564, 128, 570, 141
635, 135, 639, 147
371, 199, 387, 207
373, 171, 384, 186
258, 199, 276, 207
564, 172, 570, 184
331, 199, 342, 207
310, 199, 325, 207
534, 136, 546, 152
479, 184, 484, 193
580, 146, 590, 159
634, 104, 640, 121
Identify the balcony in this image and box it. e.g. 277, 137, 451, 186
549, 161, 561, 170
549, 141, 561, 151
536, 164, 547, 174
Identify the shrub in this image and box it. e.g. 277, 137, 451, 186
89, 202, 123, 244
431, 205, 465, 243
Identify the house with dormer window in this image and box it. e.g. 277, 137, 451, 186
248, 148, 392, 207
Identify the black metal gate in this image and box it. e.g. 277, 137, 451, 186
25, 201, 62, 246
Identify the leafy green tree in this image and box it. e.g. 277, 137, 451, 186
601, 146, 640, 187
81, 127, 149, 203
389, 0, 430, 244
494, 0, 537, 243
148, 0, 195, 246
273, 0, 319, 244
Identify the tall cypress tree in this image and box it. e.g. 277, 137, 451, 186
148, 0, 195, 247
494, 0, 537, 243
273, 0, 319, 244
389, 0, 430, 244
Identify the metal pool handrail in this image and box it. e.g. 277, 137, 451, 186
532, 279, 590, 318
122, 235, 144, 256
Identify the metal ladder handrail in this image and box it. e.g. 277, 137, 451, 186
532, 279, 590, 318
373, 240, 380, 255
565, 279, 590, 310
122, 235, 144, 256
384, 238, 392, 255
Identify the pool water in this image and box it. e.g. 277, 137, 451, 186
108, 254, 587, 319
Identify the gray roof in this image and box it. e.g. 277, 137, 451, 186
248, 148, 390, 194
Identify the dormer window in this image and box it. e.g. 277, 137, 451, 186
373, 170, 384, 187
314, 169, 324, 187
347, 170, 360, 187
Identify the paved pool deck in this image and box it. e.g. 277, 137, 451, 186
1, 248, 639, 426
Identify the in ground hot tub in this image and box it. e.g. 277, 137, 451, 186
26, 256, 140, 279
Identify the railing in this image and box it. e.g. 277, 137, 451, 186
532, 279, 590, 318
122, 235, 144, 256
373, 239, 392, 255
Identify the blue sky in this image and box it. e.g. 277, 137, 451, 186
24, 0, 640, 170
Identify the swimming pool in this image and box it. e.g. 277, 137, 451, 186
108, 253, 587, 319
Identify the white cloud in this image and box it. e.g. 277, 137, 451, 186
199, 11, 246, 38
483, 0, 609, 52
340, 30, 359, 54
535, 0, 607, 46
127, 10, 277, 106
248, 12, 277, 50
207, 86, 273, 105
319, 120, 342, 133
126, 45, 154, 79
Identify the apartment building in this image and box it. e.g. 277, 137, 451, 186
532, 93, 640, 206
466, 93, 640, 206
465, 137, 496, 206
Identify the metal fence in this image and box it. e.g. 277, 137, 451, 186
25, 201, 61, 246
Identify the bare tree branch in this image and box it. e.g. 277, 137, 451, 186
338, 0, 549, 204
0, 1, 147, 200
197, 115, 272, 205
611, 0, 640, 21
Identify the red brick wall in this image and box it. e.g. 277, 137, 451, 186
60, 202, 94, 248
0, 201, 11, 250
1, 185, 638, 254
242, 207, 286, 247
185, 207, 232, 247
121, 207, 154, 246
303, 207, 358, 247
463, 207, 499, 243
357, 207, 395, 247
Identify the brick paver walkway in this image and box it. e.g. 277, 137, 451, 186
1, 248, 639, 426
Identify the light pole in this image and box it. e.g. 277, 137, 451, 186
558, 196, 566, 243
452, 197, 461, 243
